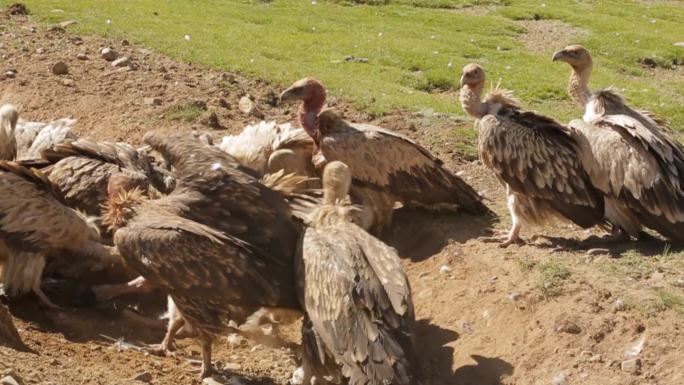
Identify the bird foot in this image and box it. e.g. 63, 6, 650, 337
498, 236, 525, 248
33, 287, 61, 309
144, 343, 176, 357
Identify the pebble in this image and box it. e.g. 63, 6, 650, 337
122, 39, 130, 46
143, 97, 162, 106
551, 373, 567, 385
217, 98, 230, 108
62, 79, 75, 87
201, 111, 220, 128
51, 61, 68, 75
3, 70, 16, 79
439, 265, 451, 274
586, 248, 610, 256
77, 53, 89, 60
674, 42, 684, 48
35, 48, 45, 54
111, 56, 131, 68
59, 20, 78, 28
132, 372, 152, 383
238, 96, 264, 118
555, 320, 581, 334
614, 299, 625, 311
621, 358, 641, 374
100, 47, 118, 61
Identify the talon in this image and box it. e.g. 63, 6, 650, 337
145, 343, 176, 357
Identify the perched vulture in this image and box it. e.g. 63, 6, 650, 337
36, 138, 172, 222
0, 161, 112, 308
279, 77, 490, 234
459, 64, 604, 246
298, 161, 420, 385
568, 90, 684, 242
102, 131, 302, 378
15, 116, 77, 160
218, 120, 315, 177
554, 45, 684, 242
0, 104, 18, 160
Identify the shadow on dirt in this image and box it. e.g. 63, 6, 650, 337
530, 234, 682, 258
452, 355, 514, 385
384, 208, 496, 261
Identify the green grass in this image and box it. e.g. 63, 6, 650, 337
164, 103, 205, 122
4, 0, 684, 136
537, 261, 571, 298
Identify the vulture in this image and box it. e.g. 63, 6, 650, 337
218, 120, 316, 180
298, 161, 420, 385
15, 116, 77, 160
279, 77, 490, 234
0, 161, 112, 308
459, 64, 605, 246
0, 104, 18, 160
102, 130, 303, 378
554, 46, 684, 242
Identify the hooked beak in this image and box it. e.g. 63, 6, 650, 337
459, 74, 467, 88
552, 50, 566, 62
279, 87, 299, 104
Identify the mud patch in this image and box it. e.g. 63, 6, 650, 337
517, 19, 588, 54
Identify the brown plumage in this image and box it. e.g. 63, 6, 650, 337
35, 138, 171, 222
0, 105, 18, 161
0, 161, 110, 308
298, 161, 420, 385
569, 89, 684, 242
280, 77, 490, 234
103, 130, 302, 378
460, 64, 604, 246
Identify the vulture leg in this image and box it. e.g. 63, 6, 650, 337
603, 226, 630, 242
90, 276, 155, 301
199, 333, 215, 379
478, 191, 525, 247
147, 316, 185, 357
30, 257, 60, 309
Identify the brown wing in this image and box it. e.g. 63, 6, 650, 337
301, 222, 417, 385
0, 161, 99, 253
479, 108, 604, 228
144, 130, 302, 271
114, 209, 299, 332
317, 115, 489, 215
572, 115, 684, 241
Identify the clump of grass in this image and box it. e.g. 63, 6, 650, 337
516, 258, 536, 273
658, 290, 684, 316
599, 251, 656, 280
164, 103, 204, 122
537, 261, 571, 298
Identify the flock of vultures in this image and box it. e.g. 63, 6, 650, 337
1, 44, 683, 384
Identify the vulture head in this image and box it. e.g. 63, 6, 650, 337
323, 160, 351, 205
552, 45, 592, 72
0, 104, 19, 137
102, 173, 146, 231
279, 77, 327, 139
460, 63, 485, 89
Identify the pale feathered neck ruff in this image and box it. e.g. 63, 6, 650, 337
101, 187, 147, 232
483, 81, 521, 111
310, 197, 363, 228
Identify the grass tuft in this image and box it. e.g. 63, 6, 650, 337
537, 261, 571, 298
164, 103, 204, 122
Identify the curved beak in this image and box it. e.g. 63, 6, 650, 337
552, 50, 566, 62
459, 74, 467, 88
279, 87, 298, 104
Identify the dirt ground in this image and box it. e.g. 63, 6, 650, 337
2, 11, 684, 385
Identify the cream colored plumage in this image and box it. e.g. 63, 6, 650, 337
0, 105, 18, 161
460, 64, 604, 246
15, 117, 77, 160
0, 161, 111, 308
298, 161, 419, 385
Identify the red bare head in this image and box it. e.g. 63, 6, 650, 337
279, 77, 327, 139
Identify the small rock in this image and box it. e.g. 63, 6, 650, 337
217, 98, 230, 108
132, 372, 153, 383
58, 20, 77, 28
290, 367, 305, 385
76, 53, 89, 60
220, 72, 236, 83
674, 42, 684, 48
555, 320, 581, 334
35, 48, 45, 54
62, 79, 75, 87
122, 39, 130, 46
3, 70, 16, 79
439, 265, 451, 274
238, 96, 264, 118
143, 97, 162, 106
0, 376, 22, 385
111, 56, 131, 68
586, 248, 610, 256
621, 358, 641, 374
201, 111, 220, 129
551, 373, 567, 385
589, 354, 603, 363
674, 277, 684, 287
51, 61, 68, 75
100, 47, 118, 61
614, 299, 625, 311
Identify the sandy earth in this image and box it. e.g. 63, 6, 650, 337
1, 10, 684, 385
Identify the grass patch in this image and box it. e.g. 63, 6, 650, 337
164, 103, 204, 122
537, 261, 571, 298
5, 0, 684, 138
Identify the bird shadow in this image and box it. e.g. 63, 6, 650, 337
383, 207, 496, 261
522, 234, 681, 258
452, 355, 515, 385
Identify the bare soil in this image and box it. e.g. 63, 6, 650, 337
2, 13, 684, 385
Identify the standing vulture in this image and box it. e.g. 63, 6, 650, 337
279, 77, 490, 234
102, 130, 302, 378
459, 64, 604, 246
0, 161, 112, 308
298, 161, 420, 385
554, 46, 684, 242
0, 105, 18, 160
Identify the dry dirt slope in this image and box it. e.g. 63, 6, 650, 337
1, 12, 684, 385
